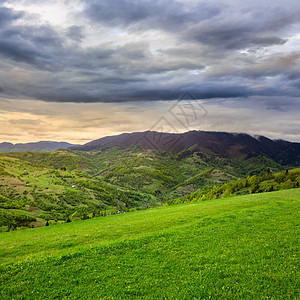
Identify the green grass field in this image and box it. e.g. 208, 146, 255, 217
0, 189, 299, 299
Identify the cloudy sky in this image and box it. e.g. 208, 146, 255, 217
0, 0, 299, 144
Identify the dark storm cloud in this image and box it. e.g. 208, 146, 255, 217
0, 1, 299, 103
123, 85, 250, 102
16, 80, 250, 103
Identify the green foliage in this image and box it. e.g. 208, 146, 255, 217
0, 148, 297, 230
6, 150, 88, 171
0, 167, 14, 177
0, 209, 36, 230
184, 167, 214, 185
169, 169, 300, 205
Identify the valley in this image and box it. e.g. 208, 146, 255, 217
0, 131, 299, 230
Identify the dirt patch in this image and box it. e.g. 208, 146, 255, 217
100, 170, 111, 176
80, 162, 87, 170
29, 206, 39, 212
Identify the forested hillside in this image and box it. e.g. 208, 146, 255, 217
169, 168, 300, 205
0, 142, 299, 230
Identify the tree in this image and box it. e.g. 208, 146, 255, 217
223, 188, 231, 198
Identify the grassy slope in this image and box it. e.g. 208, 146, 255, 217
0, 189, 299, 299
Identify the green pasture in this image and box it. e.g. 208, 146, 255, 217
0, 189, 299, 299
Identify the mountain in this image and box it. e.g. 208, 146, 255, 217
0, 141, 78, 153
70, 131, 300, 165
1, 130, 299, 230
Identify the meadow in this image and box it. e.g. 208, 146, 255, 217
0, 189, 299, 299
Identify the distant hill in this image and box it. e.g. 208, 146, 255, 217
70, 131, 300, 165
0, 141, 78, 153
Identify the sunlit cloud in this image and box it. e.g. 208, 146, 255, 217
1, 96, 299, 144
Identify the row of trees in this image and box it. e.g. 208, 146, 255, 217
0, 209, 36, 231
169, 169, 300, 205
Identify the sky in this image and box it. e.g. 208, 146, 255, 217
0, 0, 299, 144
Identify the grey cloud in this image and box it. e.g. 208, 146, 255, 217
250, 36, 286, 46
205, 52, 300, 79
0, 11, 64, 68
0, 2, 299, 105
292, 80, 300, 89
84, 0, 221, 31
0, 6, 23, 26
75, 41, 204, 75
0, 8, 91, 73
17, 80, 250, 103
84, 1, 298, 52
186, 8, 298, 50
101, 77, 146, 85
86, 0, 150, 27
0, 8, 46, 65
0, 39, 47, 66
66, 26, 84, 42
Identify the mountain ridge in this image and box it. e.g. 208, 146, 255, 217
0, 141, 78, 153
69, 130, 300, 165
